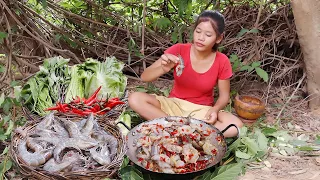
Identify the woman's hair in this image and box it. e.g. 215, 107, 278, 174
194, 10, 225, 51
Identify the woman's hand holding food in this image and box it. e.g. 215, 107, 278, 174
160, 54, 179, 73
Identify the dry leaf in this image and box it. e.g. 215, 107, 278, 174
288, 169, 307, 175
263, 160, 272, 168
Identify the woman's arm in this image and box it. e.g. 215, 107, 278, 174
211, 79, 231, 112
204, 79, 231, 123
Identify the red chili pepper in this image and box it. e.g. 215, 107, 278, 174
84, 86, 102, 104
71, 96, 81, 104
57, 102, 67, 113
170, 130, 178, 136
71, 108, 85, 116
105, 100, 125, 109
211, 149, 217, 155
45, 106, 61, 111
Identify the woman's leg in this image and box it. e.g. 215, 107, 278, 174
128, 92, 167, 120
214, 111, 243, 138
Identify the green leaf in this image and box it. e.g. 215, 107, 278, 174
241, 137, 260, 155
315, 135, 320, 145
0, 31, 8, 44
229, 54, 238, 62
2, 98, 13, 114
10, 80, 20, 87
248, 66, 254, 73
0, 93, 5, 106
235, 150, 251, 159
240, 65, 250, 71
298, 146, 315, 151
153, 17, 172, 30
121, 156, 129, 168
195, 171, 212, 180
236, 28, 249, 38
249, 28, 260, 33
262, 127, 277, 136
254, 129, 269, 152
0, 159, 12, 174
291, 140, 308, 147
4, 120, 14, 136
120, 166, 143, 180
211, 163, 244, 180
0, 134, 6, 141
251, 61, 261, 68
255, 67, 269, 82
171, 32, 178, 43
0, 147, 8, 156
0, 64, 4, 73
135, 86, 148, 92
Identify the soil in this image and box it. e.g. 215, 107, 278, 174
126, 78, 320, 180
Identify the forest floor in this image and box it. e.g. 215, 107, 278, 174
126, 78, 320, 180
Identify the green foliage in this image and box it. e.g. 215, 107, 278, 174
229, 54, 269, 82
0, 32, 8, 44
135, 83, 171, 97
0, 83, 26, 179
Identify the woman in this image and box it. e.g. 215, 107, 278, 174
128, 10, 243, 137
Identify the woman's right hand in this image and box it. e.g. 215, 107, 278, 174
160, 54, 179, 73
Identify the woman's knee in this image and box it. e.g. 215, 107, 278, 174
128, 92, 144, 107
128, 92, 160, 109
218, 111, 243, 128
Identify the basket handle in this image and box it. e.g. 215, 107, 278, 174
116, 121, 131, 130
221, 124, 240, 146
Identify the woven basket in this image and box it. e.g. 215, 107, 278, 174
10, 114, 127, 180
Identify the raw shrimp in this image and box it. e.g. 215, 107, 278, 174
52, 121, 69, 138
136, 145, 151, 160
53, 138, 98, 162
152, 154, 173, 171
170, 155, 185, 168
89, 144, 112, 165
43, 151, 81, 172
163, 144, 183, 153
80, 113, 94, 136
91, 129, 118, 157
178, 125, 195, 135
35, 112, 54, 131
26, 137, 44, 152
14, 127, 28, 138
175, 54, 185, 77
202, 140, 218, 156
182, 144, 199, 164
18, 140, 52, 167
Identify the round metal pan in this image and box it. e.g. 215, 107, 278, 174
117, 116, 239, 176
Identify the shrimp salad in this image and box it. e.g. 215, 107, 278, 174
133, 118, 222, 174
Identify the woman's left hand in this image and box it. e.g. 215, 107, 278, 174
204, 108, 219, 124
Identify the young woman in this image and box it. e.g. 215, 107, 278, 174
128, 10, 243, 137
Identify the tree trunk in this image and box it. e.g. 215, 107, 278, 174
292, 0, 320, 113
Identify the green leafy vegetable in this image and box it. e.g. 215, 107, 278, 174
65, 57, 127, 102
21, 56, 70, 115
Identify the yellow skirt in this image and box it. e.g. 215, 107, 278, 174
154, 95, 212, 120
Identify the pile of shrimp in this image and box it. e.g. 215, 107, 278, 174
15, 112, 118, 173
133, 118, 221, 174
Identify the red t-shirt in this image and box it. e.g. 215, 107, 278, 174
164, 43, 233, 106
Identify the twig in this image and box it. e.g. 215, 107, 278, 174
0, 0, 81, 63
141, 0, 147, 70
276, 72, 306, 122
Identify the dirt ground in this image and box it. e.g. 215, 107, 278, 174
127, 77, 320, 180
